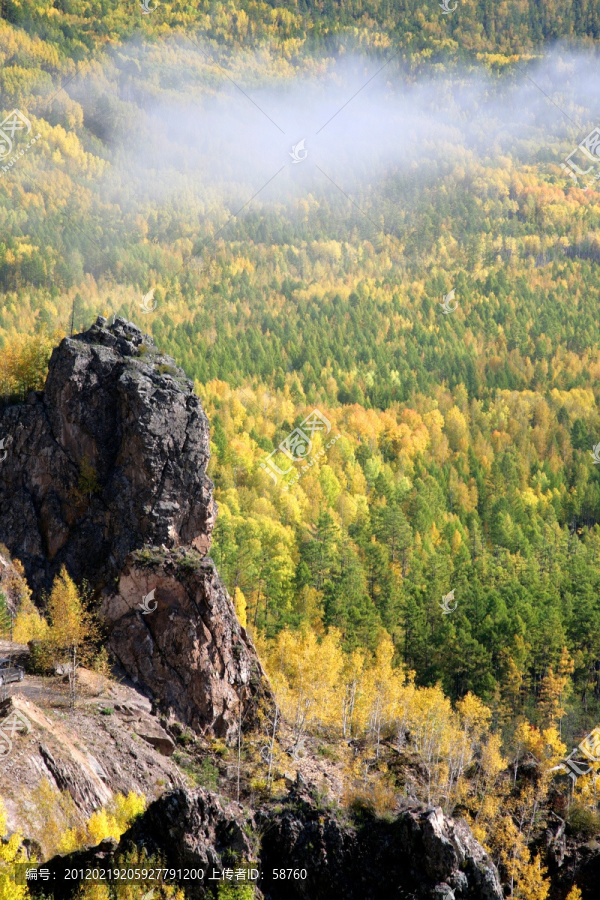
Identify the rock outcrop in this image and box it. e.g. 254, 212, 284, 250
545, 813, 600, 900
0, 691, 181, 836
101, 548, 268, 740
0, 317, 215, 595
31, 789, 257, 900
0, 317, 269, 740
258, 784, 504, 900
35, 785, 504, 900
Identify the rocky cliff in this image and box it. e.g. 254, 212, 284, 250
101, 548, 268, 740
0, 317, 267, 740
0, 316, 215, 595
35, 784, 504, 900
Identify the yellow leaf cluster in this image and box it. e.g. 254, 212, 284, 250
263, 630, 504, 809
59, 792, 146, 854
12, 595, 49, 644
0, 799, 29, 900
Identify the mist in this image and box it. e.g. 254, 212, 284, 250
26, 42, 600, 284
76, 44, 600, 215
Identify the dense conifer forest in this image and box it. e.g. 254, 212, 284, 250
3, 1, 600, 897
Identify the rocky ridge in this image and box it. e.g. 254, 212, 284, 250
0, 316, 215, 595
0, 317, 266, 741
35, 783, 504, 900
0, 321, 509, 899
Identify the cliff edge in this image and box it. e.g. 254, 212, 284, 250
0, 317, 267, 739
0, 316, 215, 595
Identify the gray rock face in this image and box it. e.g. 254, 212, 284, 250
0, 317, 216, 595
396, 806, 504, 900
122, 788, 257, 881
101, 548, 268, 741
258, 795, 504, 900
546, 814, 600, 900
0, 318, 268, 741
35, 787, 503, 900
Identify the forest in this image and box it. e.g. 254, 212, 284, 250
2, 0, 600, 898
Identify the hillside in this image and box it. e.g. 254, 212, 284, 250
0, 321, 596, 900
0, 321, 506, 900
3, 0, 600, 898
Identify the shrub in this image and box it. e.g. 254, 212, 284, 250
26, 639, 54, 675
61, 792, 147, 851
217, 884, 255, 899
249, 777, 269, 799
344, 779, 397, 821
77, 455, 100, 501
211, 738, 228, 757
317, 743, 339, 761
176, 729, 195, 747
566, 804, 600, 838
0, 797, 28, 899
198, 758, 220, 790
14, 597, 49, 644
